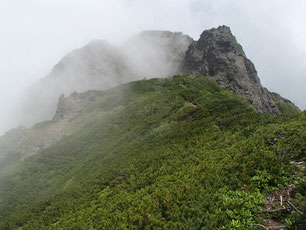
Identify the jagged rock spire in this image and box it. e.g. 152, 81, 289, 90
182, 25, 278, 114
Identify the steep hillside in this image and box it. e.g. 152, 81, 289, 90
0, 75, 304, 229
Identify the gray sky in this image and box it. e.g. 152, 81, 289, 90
0, 0, 305, 134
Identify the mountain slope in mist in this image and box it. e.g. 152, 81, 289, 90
0, 90, 103, 174
0, 75, 305, 229
15, 31, 192, 128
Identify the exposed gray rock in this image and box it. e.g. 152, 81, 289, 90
53, 91, 97, 120
182, 25, 279, 114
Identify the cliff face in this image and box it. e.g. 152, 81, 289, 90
182, 26, 279, 114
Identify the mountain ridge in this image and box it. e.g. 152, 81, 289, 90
12, 26, 300, 133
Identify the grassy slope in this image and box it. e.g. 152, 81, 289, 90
0, 75, 305, 229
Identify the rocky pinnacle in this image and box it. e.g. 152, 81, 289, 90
182, 25, 279, 114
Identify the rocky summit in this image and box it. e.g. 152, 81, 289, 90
182, 25, 279, 114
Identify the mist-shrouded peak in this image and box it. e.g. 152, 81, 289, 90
14, 38, 132, 128
11, 30, 192, 130
49, 38, 129, 85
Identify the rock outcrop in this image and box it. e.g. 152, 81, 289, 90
182, 26, 279, 114
53, 91, 97, 120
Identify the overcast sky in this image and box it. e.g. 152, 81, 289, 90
0, 0, 305, 134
